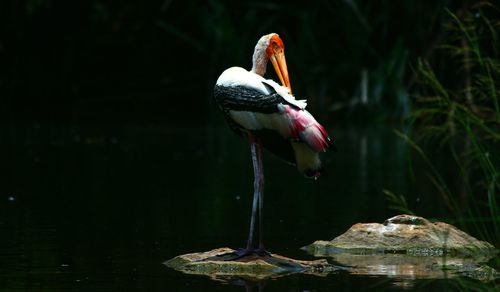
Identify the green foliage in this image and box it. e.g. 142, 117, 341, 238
406, 2, 500, 245
383, 189, 414, 215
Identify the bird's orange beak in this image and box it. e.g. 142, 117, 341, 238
269, 49, 292, 93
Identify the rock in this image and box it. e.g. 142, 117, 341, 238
302, 214, 499, 281
302, 214, 497, 257
165, 247, 335, 280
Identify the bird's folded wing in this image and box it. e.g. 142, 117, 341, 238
215, 85, 294, 114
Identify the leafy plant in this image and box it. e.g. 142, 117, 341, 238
383, 189, 414, 215
406, 2, 500, 245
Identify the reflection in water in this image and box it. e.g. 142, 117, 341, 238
1, 122, 492, 291
328, 253, 497, 282
213, 276, 266, 292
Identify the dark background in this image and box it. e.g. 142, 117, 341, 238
1, 1, 498, 291
1, 0, 463, 123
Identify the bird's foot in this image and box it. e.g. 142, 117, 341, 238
254, 247, 271, 257
215, 247, 272, 261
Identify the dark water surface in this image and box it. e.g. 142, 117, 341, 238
0, 122, 493, 290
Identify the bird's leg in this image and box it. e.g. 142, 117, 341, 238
216, 135, 269, 260
246, 138, 261, 250
255, 140, 269, 255
248, 137, 270, 256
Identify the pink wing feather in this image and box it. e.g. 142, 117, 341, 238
282, 105, 330, 152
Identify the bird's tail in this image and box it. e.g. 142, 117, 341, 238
298, 121, 331, 153
281, 106, 334, 178
283, 106, 332, 152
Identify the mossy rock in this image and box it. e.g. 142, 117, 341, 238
302, 214, 499, 281
303, 214, 497, 257
165, 247, 335, 280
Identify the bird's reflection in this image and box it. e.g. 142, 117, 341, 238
214, 276, 267, 292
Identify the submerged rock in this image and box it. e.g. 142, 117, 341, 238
303, 214, 497, 257
165, 247, 335, 280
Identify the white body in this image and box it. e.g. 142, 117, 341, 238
216, 66, 328, 175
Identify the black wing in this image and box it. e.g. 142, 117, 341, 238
214, 84, 295, 114
253, 129, 296, 166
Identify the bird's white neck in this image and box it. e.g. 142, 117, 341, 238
250, 40, 268, 76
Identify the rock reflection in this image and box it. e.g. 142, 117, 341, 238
327, 253, 498, 282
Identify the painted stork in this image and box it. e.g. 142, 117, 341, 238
214, 33, 334, 259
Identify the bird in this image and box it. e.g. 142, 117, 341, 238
213, 33, 334, 259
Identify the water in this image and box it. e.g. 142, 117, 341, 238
0, 122, 494, 290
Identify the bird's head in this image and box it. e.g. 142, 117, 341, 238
254, 33, 291, 92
